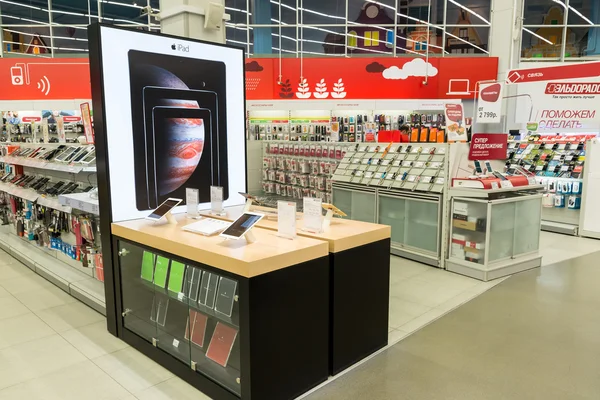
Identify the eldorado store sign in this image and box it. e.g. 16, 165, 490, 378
0, 56, 498, 102
508, 61, 600, 132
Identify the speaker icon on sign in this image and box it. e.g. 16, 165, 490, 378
37, 76, 51, 96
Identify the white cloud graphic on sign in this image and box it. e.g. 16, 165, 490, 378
382, 58, 439, 80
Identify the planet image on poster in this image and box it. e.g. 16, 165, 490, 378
138, 65, 205, 195
157, 115, 205, 196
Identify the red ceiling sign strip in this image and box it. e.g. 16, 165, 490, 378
246, 57, 499, 101
0, 56, 498, 102
506, 61, 600, 84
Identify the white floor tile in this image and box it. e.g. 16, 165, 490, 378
388, 297, 431, 329
389, 257, 431, 284
60, 321, 129, 359
390, 276, 463, 308
134, 377, 211, 400
0, 313, 55, 351
93, 347, 174, 393
0, 262, 34, 282
0, 360, 130, 400
398, 307, 447, 334
0, 295, 30, 321
35, 301, 104, 333
0, 334, 87, 390
13, 286, 77, 311
0, 273, 54, 295
388, 329, 410, 345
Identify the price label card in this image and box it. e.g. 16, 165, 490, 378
210, 186, 223, 213
186, 188, 199, 218
500, 180, 513, 188
491, 181, 500, 189
528, 177, 537, 185
303, 197, 323, 233
277, 201, 296, 239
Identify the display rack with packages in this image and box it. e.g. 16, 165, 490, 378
0, 127, 104, 313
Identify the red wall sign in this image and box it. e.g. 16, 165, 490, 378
21, 116, 41, 122
506, 61, 600, 84
1, 56, 498, 102
246, 57, 499, 101
2, 59, 91, 100
469, 133, 508, 160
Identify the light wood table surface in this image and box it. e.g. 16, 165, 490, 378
200, 205, 391, 253
112, 214, 328, 278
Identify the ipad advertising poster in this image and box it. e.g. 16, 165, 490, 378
89, 25, 246, 222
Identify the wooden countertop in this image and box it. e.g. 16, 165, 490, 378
111, 215, 329, 278
200, 205, 391, 253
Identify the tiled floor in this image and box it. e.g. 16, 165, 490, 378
0, 231, 599, 399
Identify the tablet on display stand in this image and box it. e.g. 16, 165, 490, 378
219, 212, 264, 243
146, 198, 182, 224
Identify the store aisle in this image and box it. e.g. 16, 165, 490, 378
0, 250, 207, 400
305, 251, 600, 400
0, 232, 599, 400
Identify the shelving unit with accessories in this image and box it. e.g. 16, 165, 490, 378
0, 140, 104, 313
506, 136, 592, 235
260, 141, 354, 204
331, 142, 449, 267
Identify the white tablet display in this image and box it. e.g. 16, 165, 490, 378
219, 212, 264, 239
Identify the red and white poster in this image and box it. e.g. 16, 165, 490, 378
445, 103, 467, 141
80, 102, 94, 144
512, 62, 600, 132
477, 83, 503, 124
469, 133, 508, 160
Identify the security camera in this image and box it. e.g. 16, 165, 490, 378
140, 5, 160, 20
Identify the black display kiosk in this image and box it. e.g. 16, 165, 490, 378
89, 23, 391, 400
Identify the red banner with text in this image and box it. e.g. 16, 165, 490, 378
469, 133, 508, 160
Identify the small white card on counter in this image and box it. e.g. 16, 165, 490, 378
210, 186, 224, 214
277, 201, 297, 239
186, 188, 199, 218
303, 197, 323, 233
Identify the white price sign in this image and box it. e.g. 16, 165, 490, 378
302, 198, 323, 233
186, 188, 199, 218
277, 201, 297, 239
477, 83, 503, 124
210, 186, 223, 214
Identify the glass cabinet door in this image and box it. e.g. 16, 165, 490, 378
333, 187, 377, 223
378, 195, 406, 245
117, 241, 241, 397
489, 202, 516, 262
514, 198, 542, 256
405, 198, 439, 254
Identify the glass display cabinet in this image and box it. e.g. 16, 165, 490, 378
446, 189, 543, 281
118, 241, 241, 396
113, 233, 330, 400
377, 191, 442, 265
331, 184, 377, 223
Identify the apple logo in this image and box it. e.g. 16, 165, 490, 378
171, 44, 176, 50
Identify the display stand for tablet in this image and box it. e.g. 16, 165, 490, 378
243, 198, 253, 213
164, 210, 177, 225
245, 229, 257, 244
322, 209, 334, 229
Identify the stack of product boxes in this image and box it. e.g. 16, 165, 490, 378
451, 201, 486, 265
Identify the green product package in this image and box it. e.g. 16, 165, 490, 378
153, 256, 170, 289
168, 261, 186, 294
141, 251, 156, 282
